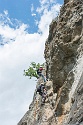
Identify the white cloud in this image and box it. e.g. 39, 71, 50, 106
40, 0, 48, 5
36, 0, 57, 14
0, 12, 45, 125
31, 13, 36, 16
31, 4, 34, 12
0, 1, 61, 125
37, 3, 61, 34
31, 4, 37, 16
0, 10, 13, 26
4, 10, 8, 15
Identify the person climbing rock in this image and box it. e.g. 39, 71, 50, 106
37, 66, 46, 83
36, 83, 47, 104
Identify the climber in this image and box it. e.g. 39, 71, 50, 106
36, 83, 47, 104
37, 66, 46, 83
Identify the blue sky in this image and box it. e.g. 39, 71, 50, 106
0, 0, 63, 125
0, 0, 38, 32
0, 0, 63, 33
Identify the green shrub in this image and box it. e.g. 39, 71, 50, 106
24, 62, 44, 79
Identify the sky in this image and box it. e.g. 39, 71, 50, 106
0, 0, 64, 125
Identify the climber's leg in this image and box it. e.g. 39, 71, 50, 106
40, 73, 46, 82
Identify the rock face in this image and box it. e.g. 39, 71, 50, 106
17, 0, 83, 125
45, 0, 83, 93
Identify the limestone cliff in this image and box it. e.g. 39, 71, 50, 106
17, 0, 83, 125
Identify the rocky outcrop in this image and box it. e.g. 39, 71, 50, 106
45, 0, 83, 92
17, 80, 57, 125
17, 0, 83, 125
44, 0, 83, 124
